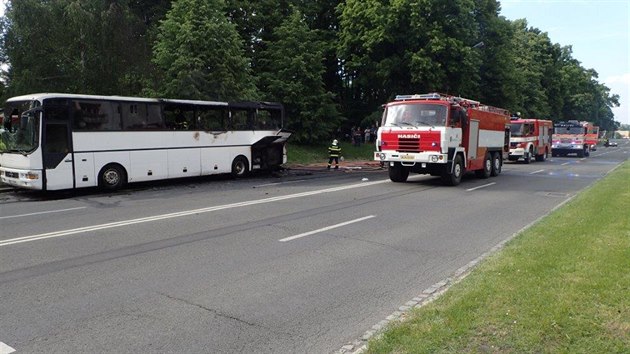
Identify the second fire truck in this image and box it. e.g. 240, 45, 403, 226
507, 117, 553, 163
374, 93, 510, 186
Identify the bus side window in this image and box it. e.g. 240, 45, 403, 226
230, 109, 250, 130
198, 107, 226, 131
146, 104, 164, 129
122, 103, 149, 130
164, 105, 194, 130
72, 101, 119, 130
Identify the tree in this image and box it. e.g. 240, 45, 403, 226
257, 9, 341, 143
2, 0, 153, 96
152, 0, 257, 100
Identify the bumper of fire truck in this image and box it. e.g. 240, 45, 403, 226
374, 151, 448, 165
0, 166, 43, 190
551, 143, 583, 154
508, 148, 526, 160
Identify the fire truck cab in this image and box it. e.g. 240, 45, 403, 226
374, 93, 510, 186
508, 118, 553, 163
552, 120, 590, 157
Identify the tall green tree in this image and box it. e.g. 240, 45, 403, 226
338, 0, 482, 125
257, 9, 341, 143
3, 0, 151, 96
152, 0, 257, 100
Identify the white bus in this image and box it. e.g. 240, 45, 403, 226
0, 93, 292, 191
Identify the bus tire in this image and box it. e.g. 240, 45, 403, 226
490, 152, 501, 177
388, 162, 409, 182
231, 155, 249, 178
98, 164, 126, 190
475, 152, 491, 179
442, 154, 463, 186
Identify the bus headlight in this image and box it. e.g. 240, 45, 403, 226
24, 172, 39, 180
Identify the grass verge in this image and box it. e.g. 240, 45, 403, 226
367, 161, 630, 353
286, 141, 376, 165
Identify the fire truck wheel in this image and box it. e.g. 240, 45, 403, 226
535, 149, 547, 162
577, 149, 585, 158
389, 163, 409, 182
442, 154, 463, 186
490, 152, 501, 176
523, 148, 533, 164
475, 152, 492, 179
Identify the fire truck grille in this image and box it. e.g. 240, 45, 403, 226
398, 138, 420, 152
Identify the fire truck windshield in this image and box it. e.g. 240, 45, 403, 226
510, 123, 533, 137
383, 103, 446, 127
554, 126, 584, 135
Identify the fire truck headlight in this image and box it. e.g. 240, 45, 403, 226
430, 155, 439, 162
379, 153, 386, 161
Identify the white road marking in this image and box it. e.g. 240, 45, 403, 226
0, 179, 388, 247
529, 169, 545, 175
466, 182, 496, 192
254, 179, 306, 188
0, 342, 16, 354
278, 215, 376, 242
561, 162, 570, 166
0, 207, 87, 220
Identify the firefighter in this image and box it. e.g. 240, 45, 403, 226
327, 139, 341, 169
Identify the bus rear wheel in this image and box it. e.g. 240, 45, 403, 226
231, 156, 249, 178
98, 164, 127, 190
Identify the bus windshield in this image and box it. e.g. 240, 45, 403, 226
1, 101, 40, 154
383, 103, 447, 127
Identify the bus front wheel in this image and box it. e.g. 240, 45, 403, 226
98, 164, 127, 190
231, 156, 249, 178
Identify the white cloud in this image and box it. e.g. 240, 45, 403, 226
605, 73, 630, 85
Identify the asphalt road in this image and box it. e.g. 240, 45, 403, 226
0, 140, 628, 353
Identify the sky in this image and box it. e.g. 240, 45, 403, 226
500, 0, 630, 126
0, 1, 628, 125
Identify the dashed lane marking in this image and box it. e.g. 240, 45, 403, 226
278, 215, 376, 242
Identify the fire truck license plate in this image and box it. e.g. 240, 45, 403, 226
401, 154, 414, 160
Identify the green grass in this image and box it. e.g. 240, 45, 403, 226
286, 141, 375, 165
367, 161, 630, 353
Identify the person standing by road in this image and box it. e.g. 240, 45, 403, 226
327, 139, 342, 170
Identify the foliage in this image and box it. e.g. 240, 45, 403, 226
257, 9, 342, 143
152, 0, 257, 100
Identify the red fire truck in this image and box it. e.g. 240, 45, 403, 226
584, 122, 599, 151
507, 118, 553, 163
374, 93, 510, 186
552, 120, 590, 157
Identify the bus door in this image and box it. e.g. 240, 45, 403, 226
42, 118, 75, 190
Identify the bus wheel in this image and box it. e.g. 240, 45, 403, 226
442, 154, 463, 186
490, 152, 501, 177
475, 152, 492, 179
231, 156, 249, 178
98, 164, 126, 190
388, 162, 409, 182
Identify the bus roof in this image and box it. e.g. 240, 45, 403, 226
6, 93, 230, 107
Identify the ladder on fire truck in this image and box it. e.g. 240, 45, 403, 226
394, 93, 510, 116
